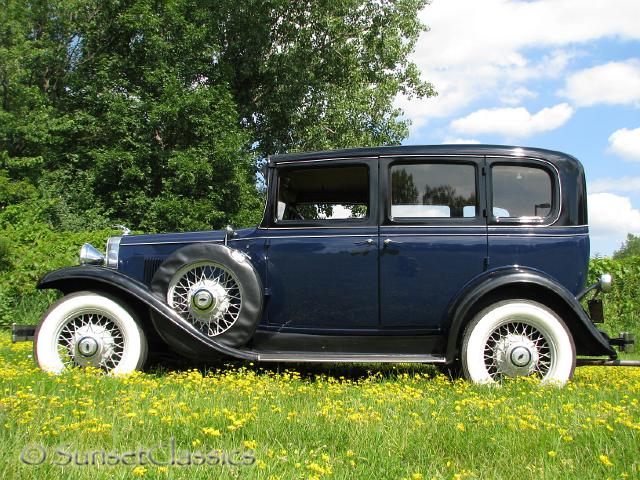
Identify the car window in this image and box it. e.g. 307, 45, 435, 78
390, 163, 477, 219
276, 165, 369, 221
492, 165, 552, 218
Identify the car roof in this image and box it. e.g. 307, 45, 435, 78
268, 144, 582, 170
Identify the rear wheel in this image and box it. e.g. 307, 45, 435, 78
461, 300, 575, 385
35, 291, 148, 374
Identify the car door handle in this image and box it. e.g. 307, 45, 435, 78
354, 238, 374, 246
383, 239, 402, 247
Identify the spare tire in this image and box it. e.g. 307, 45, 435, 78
150, 243, 263, 348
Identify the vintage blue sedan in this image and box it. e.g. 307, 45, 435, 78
24, 145, 636, 384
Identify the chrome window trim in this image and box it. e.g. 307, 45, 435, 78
486, 156, 562, 227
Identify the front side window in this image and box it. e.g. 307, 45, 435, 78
276, 165, 369, 221
491, 165, 552, 219
390, 163, 477, 219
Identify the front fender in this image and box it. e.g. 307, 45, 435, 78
444, 267, 615, 362
37, 266, 258, 361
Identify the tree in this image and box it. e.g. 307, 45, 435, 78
0, 0, 434, 232
613, 234, 640, 259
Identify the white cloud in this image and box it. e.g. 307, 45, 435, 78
607, 127, 640, 161
588, 193, 640, 256
442, 137, 481, 144
400, 0, 640, 129
450, 103, 574, 138
500, 87, 538, 106
560, 60, 640, 107
590, 176, 640, 193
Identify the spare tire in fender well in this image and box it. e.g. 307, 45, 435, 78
150, 243, 263, 349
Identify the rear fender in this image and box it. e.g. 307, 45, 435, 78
444, 267, 616, 362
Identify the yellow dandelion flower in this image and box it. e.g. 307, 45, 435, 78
456, 423, 465, 432
133, 466, 148, 477
411, 473, 424, 480
202, 427, 221, 436
243, 440, 257, 449
548, 451, 557, 458
599, 454, 614, 467
346, 450, 355, 457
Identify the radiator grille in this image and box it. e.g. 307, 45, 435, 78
143, 256, 166, 285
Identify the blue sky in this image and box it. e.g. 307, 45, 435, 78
398, 0, 640, 256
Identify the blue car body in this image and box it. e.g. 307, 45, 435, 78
38, 145, 615, 363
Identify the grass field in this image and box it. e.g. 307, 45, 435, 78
0, 333, 638, 480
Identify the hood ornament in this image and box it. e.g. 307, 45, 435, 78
113, 224, 131, 236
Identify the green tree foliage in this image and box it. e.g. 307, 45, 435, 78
0, 0, 433, 233
613, 234, 640, 260
588, 256, 640, 335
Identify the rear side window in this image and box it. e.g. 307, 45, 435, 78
390, 163, 477, 218
276, 165, 369, 221
492, 165, 552, 218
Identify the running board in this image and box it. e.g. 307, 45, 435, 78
577, 358, 640, 367
252, 352, 447, 363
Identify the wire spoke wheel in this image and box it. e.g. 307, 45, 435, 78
483, 321, 553, 381
35, 292, 147, 375
56, 312, 125, 371
462, 300, 575, 386
167, 261, 243, 337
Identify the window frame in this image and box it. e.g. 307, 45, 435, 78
381, 156, 485, 227
267, 158, 378, 228
486, 157, 561, 226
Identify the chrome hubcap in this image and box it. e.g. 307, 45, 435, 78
484, 322, 552, 380
187, 281, 230, 321
77, 336, 99, 357
168, 262, 242, 337
57, 314, 124, 370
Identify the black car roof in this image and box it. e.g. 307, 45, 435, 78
268, 144, 582, 170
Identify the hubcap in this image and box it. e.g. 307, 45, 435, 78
168, 262, 242, 337
484, 322, 552, 380
510, 345, 532, 367
77, 336, 99, 357
192, 288, 216, 311
57, 313, 124, 370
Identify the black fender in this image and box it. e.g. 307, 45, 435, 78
444, 266, 616, 362
37, 266, 258, 361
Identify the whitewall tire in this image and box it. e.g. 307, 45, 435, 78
461, 300, 575, 385
35, 291, 148, 374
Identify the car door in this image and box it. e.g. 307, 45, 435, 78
378, 156, 488, 331
264, 157, 380, 331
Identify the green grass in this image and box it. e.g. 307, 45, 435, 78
0, 334, 639, 479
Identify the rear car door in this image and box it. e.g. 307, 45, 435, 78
378, 156, 488, 330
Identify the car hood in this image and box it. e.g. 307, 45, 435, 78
119, 227, 257, 246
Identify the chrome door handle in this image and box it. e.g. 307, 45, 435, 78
354, 238, 374, 246
383, 239, 402, 247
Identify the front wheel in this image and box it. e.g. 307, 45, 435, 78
35, 291, 148, 374
461, 300, 575, 385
